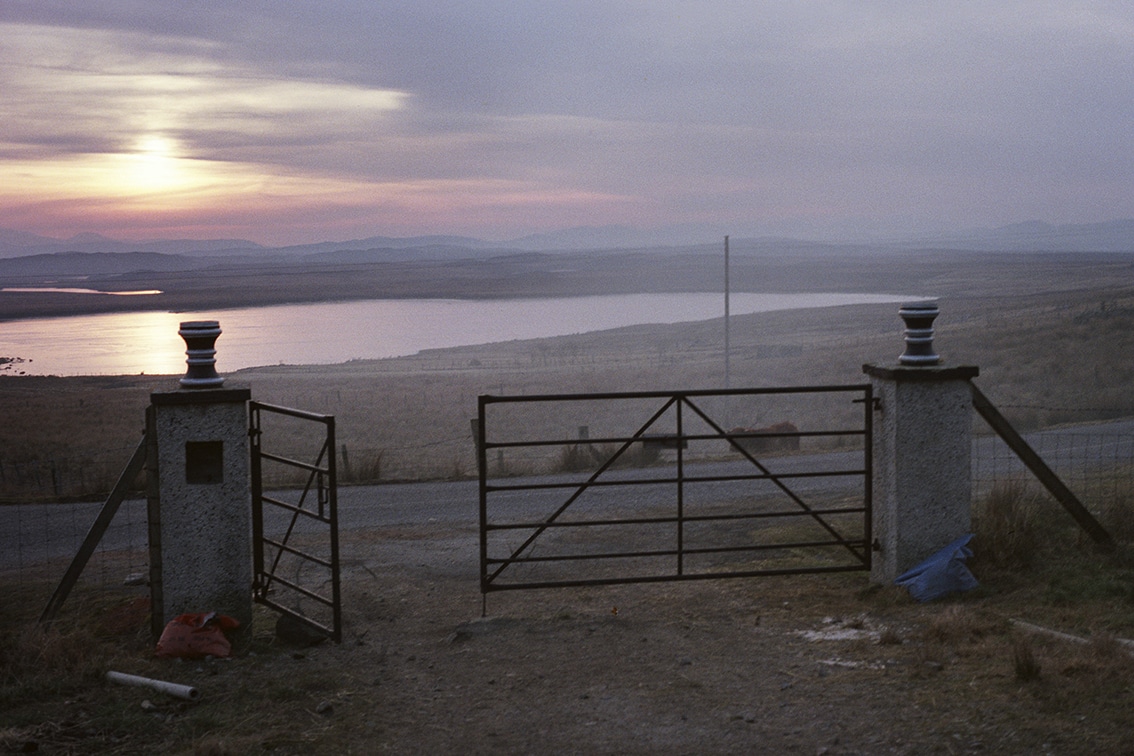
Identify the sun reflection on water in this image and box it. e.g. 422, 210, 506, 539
1, 287, 163, 296
0, 310, 188, 376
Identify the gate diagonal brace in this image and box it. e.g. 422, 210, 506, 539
486, 396, 679, 586
683, 396, 866, 562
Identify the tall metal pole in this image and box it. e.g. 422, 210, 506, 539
724, 235, 730, 389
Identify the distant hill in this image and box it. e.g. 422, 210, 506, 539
0, 243, 531, 281
0, 232, 264, 260
0, 251, 214, 279
508, 224, 724, 250
0, 230, 503, 260
1, 219, 1132, 274
899, 219, 1134, 253
280, 234, 496, 253
499, 219, 1134, 253
0, 228, 60, 249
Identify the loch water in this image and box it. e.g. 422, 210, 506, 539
0, 292, 914, 376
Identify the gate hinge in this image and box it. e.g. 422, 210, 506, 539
853, 397, 882, 411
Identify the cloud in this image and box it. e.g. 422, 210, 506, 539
0, 21, 408, 156
1, 2, 1133, 243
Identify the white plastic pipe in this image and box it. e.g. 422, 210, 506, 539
106, 670, 200, 701
1011, 620, 1134, 655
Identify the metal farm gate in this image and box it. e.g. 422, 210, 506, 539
250, 401, 342, 642
477, 385, 874, 594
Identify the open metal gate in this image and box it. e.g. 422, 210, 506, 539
478, 385, 873, 594
250, 401, 341, 642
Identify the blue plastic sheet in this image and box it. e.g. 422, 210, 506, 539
894, 534, 979, 602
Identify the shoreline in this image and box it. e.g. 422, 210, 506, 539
6, 247, 1124, 323
0, 292, 917, 378
2, 283, 1133, 493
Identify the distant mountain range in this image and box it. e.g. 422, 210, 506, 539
0, 229, 504, 260
1, 220, 1132, 271
896, 219, 1134, 253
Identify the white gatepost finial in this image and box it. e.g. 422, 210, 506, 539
178, 320, 224, 388
898, 301, 940, 366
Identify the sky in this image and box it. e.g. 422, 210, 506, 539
1, 2, 1132, 247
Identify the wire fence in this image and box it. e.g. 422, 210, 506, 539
0, 439, 475, 504
3, 416, 1132, 623
0, 497, 151, 620
0, 442, 147, 503
971, 418, 1134, 542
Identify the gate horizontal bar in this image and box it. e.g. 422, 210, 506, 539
260, 494, 333, 523
486, 505, 867, 531
485, 564, 871, 592
486, 468, 866, 493
258, 450, 330, 474
261, 536, 334, 569
481, 384, 871, 405
484, 429, 864, 449
487, 537, 868, 566
250, 401, 333, 424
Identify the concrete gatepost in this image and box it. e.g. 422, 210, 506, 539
147, 321, 252, 638
862, 302, 978, 585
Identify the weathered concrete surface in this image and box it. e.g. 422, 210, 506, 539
149, 386, 252, 629
864, 364, 978, 583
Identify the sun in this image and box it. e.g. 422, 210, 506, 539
120, 135, 195, 194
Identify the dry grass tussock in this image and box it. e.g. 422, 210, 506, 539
922, 604, 1005, 646
0, 591, 151, 708
973, 479, 1042, 568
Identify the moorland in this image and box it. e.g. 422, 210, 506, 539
4, 245, 1134, 753
2, 244, 1133, 486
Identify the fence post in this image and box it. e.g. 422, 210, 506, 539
340, 444, 352, 482
863, 302, 979, 584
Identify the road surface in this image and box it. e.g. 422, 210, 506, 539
4, 420, 1132, 573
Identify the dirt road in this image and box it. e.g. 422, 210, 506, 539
263, 530, 1133, 755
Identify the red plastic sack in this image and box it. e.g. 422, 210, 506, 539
155, 612, 240, 659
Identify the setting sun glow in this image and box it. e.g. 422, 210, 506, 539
121, 136, 190, 194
